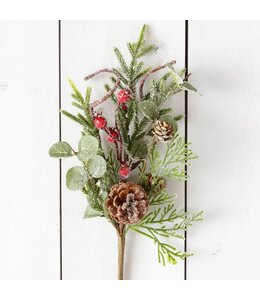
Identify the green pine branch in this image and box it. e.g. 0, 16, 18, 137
101, 149, 120, 189
68, 78, 85, 106
113, 48, 130, 77
61, 110, 84, 126
62, 80, 98, 137
83, 178, 104, 212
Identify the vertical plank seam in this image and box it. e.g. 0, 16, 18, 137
58, 20, 63, 280
184, 19, 189, 281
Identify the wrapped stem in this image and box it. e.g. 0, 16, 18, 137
116, 224, 126, 280
139, 60, 176, 99
84, 68, 121, 109
117, 232, 125, 280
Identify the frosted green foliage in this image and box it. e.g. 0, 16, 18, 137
48, 25, 202, 269
138, 100, 158, 120
49, 141, 74, 158
61, 80, 98, 136
66, 166, 87, 191
149, 134, 197, 181
130, 188, 203, 265
182, 81, 200, 95
87, 155, 107, 178
83, 178, 104, 212
83, 205, 103, 219
77, 135, 99, 161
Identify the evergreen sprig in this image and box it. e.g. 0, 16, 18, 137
61, 79, 98, 136
149, 189, 176, 205
49, 24, 202, 274
83, 178, 103, 213
130, 198, 203, 265
149, 134, 197, 181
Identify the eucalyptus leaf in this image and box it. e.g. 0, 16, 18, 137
99, 191, 108, 201
138, 100, 158, 120
77, 135, 99, 161
182, 81, 200, 95
83, 205, 103, 219
87, 155, 107, 178
49, 141, 74, 158
66, 166, 87, 191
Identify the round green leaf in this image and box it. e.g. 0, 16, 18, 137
49, 141, 74, 158
66, 166, 87, 191
87, 155, 107, 178
77, 135, 99, 161
83, 205, 103, 219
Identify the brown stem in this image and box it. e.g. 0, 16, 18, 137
117, 224, 125, 280
84, 68, 121, 109
139, 60, 176, 99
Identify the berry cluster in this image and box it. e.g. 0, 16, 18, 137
93, 89, 132, 179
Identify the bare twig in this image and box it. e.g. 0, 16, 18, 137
139, 60, 176, 99
184, 72, 192, 81
84, 68, 121, 109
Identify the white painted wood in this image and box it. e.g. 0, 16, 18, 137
61, 21, 186, 279
0, 21, 60, 279
188, 21, 260, 279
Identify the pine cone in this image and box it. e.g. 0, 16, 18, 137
153, 120, 173, 142
106, 182, 149, 225
143, 173, 165, 193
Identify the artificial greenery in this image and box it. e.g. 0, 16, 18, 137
49, 24, 202, 279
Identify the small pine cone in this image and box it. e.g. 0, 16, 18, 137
153, 120, 173, 142
106, 182, 149, 225
144, 173, 165, 193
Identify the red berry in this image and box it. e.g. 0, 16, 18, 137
94, 116, 107, 129
107, 135, 115, 143
121, 103, 128, 112
107, 129, 118, 143
119, 165, 131, 178
117, 89, 131, 104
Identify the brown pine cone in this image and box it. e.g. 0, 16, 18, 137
153, 120, 173, 142
106, 182, 149, 225
143, 173, 166, 193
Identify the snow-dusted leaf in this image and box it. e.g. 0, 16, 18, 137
87, 155, 107, 178
49, 141, 74, 158
66, 166, 87, 191
77, 135, 99, 161
182, 81, 200, 95
83, 205, 103, 219
167, 64, 183, 86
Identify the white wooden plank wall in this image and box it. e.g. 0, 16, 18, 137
0, 21, 60, 279
1, 20, 260, 280
61, 21, 185, 280
188, 21, 260, 279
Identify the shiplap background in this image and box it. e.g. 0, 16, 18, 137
0, 20, 260, 280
